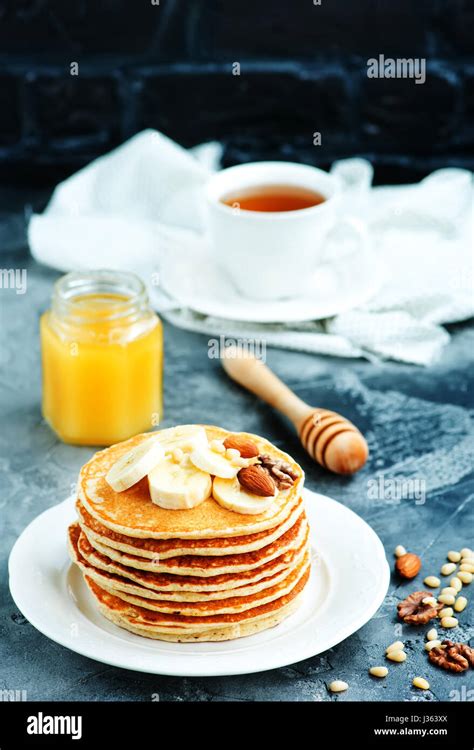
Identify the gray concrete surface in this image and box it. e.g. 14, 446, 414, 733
1, 256, 473, 702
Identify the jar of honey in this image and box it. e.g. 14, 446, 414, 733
40, 270, 163, 446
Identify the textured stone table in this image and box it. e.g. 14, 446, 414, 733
1, 247, 473, 702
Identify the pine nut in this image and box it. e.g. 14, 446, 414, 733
413, 677, 430, 690
231, 456, 250, 467
441, 563, 456, 576
386, 641, 405, 653
460, 548, 473, 558
441, 587, 457, 597
172, 447, 184, 463
426, 628, 438, 641
386, 650, 407, 662
225, 448, 240, 460
425, 640, 442, 651
454, 596, 467, 612
422, 596, 438, 606
450, 577, 462, 592
438, 594, 455, 605
210, 439, 225, 454
447, 551, 461, 563
329, 680, 348, 693
369, 666, 388, 678
424, 576, 440, 588
460, 563, 474, 573
457, 571, 473, 584
439, 607, 453, 618
394, 545, 407, 557
440, 616, 458, 628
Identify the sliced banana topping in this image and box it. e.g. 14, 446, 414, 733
105, 437, 166, 492
190, 444, 239, 479
212, 476, 276, 515
148, 456, 212, 509
157, 425, 208, 454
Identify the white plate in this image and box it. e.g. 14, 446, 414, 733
9, 489, 389, 677
159, 235, 384, 323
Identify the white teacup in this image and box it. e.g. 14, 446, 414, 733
205, 161, 367, 301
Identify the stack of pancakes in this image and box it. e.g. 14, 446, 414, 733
68, 427, 311, 642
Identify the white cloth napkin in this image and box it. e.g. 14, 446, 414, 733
28, 129, 473, 366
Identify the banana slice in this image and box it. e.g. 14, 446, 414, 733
190, 444, 239, 479
148, 456, 212, 509
156, 425, 208, 454
212, 476, 276, 515
105, 437, 165, 492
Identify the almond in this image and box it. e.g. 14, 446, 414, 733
223, 435, 259, 459
237, 465, 276, 497
396, 552, 422, 579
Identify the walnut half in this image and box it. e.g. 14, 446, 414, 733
428, 640, 474, 673
397, 590, 443, 624
258, 454, 298, 490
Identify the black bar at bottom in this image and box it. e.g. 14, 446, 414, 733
0, 699, 470, 747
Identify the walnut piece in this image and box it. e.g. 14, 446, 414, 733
258, 454, 299, 490
428, 640, 474, 673
397, 590, 443, 624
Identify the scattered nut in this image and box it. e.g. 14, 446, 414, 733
450, 577, 462, 592
454, 596, 467, 613
441, 587, 457, 597
386, 640, 404, 654
457, 571, 472, 584
424, 576, 441, 588
447, 550, 461, 563
223, 435, 259, 458
441, 616, 459, 628
422, 596, 438, 606
441, 563, 457, 576
425, 640, 442, 651
328, 680, 348, 693
394, 545, 407, 558
396, 553, 421, 579
369, 666, 388, 678
386, 650, 407, 663
460, 563, 474, 573
398, 591, 442, 624
439, 607, 454, 618
426, 628, 438, 641
438, 593, 456, 606
460, 548, 473, 558
413, 677, 430, 690
429, 640, 474, 672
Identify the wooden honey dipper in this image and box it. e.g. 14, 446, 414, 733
222, 348, 368, 474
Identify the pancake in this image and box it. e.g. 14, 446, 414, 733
92, 590, 305, 642
78, 426, 304, 539
69, 424, 311, 642
76, 496, 304, 559
84, 565, 310, 639
75, 524, 310, 594
68, 522, 309, 602
81, 511, 308, 576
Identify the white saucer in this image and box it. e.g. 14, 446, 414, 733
9, 489, 389, 677
160, 235, 384, 323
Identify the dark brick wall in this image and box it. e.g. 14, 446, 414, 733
0, 0, 472, 184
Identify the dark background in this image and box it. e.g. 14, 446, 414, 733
0, 0, 473, 187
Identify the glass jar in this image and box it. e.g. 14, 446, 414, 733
40, 270, 163, 446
